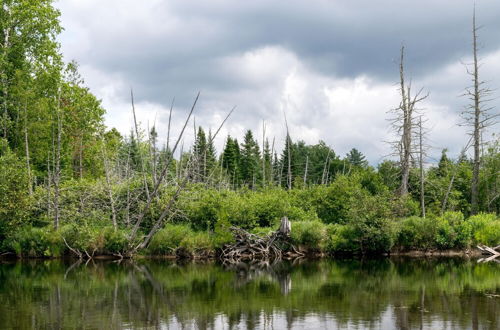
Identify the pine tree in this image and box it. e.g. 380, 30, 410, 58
193, 127, 207, 182
206, 129, 217, 175
240, 130, 261, 187
222, 136, 241, 186
346, 148, 368, 168
263, 138, 272, 186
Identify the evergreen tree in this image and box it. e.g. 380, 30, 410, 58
193, 127, 208, 182
206, 129, 217, 175
222, 136, 241, 185
263, 138, 272, 186
240, 130, 261, 187
346, 148, 368, 168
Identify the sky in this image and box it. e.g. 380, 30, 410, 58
55, 0, 500, 164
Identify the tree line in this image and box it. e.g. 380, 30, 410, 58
0, 0, 498, 257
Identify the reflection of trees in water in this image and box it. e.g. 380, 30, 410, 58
0, 258, 499, 329
223, 259, 296, 295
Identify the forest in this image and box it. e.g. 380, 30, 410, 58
0, 0, 499, 259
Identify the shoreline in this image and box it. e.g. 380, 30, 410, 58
0, 248, 491, 261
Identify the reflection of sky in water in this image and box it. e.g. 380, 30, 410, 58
161, 308, 470, 329
0, 258, 498, 329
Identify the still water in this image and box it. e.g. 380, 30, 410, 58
0, 258, 498, 329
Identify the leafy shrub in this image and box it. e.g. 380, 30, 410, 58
435, 212, 465, 249
325, 223, 359, 253
291, 220, 326, 250
148, 224, 194, 254
7, 226, 63, 257
102, 227, 130, 254
396, 216, 437, 250
60, 223, 105, 255
468, 213, 500, 246
475, 220, 500, 246
179, 232, 213, 254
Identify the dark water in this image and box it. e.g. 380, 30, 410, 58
0, 258, 498, 329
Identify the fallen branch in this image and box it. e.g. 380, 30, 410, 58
477, 244, 500, 263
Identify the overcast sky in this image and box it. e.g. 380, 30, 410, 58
56, 0, 500, 164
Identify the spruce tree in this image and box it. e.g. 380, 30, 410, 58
222, 136, 241, 186
240, 130, 261, 187
346, 148, 368, 168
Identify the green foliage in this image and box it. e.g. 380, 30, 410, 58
6, 226, 63, 257
148, 224, 194, 255
435, 212, 466, 249
0, 140, 31, 244
396, 216, 437, 251
395, 212, 497, 251
290, 221, 326, 250
325, 224, 359, 253
179, 232, 213, 254
468, 213, 500, 246
148, 224, 213, 256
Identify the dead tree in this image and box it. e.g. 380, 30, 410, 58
130, 89, 151, 201
1, 4, 11, 139
283, 113, 292, 190
23, 102, 32, 195
132, 106, 235, 252
388, 46, 428, 196
417, 116, 430, 217
462, 7, 498, 214
101, 136, 117, 230
53, 93, 62, 230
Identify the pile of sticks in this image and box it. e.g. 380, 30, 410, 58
220, 217, 303, 263
477, 244, 500, 263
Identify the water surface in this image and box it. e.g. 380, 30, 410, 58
0, 258, 498, 329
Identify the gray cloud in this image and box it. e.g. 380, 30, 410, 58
56, 0, 500, 163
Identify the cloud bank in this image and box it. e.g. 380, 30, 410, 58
56, 0, 500, 163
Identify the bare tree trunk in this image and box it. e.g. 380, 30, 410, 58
390, 46, 428, 196
79, 136, 83, 179
471, 9, 481, 214
270, 137, 275, 185
129, 93, 199, 243
24, 102, 32, 195
399, 47, 411, 196
125, 143, 131, 227
53, 95, 62, 230
131, 89, 150, 200
303, 155, 308, 186
287, 134, 292, 190
321, 149, 331, 185
419, 117, 425, 217
101, 138, 117, 230
1, 21, 11, 139
47, 156, 52, 219
262, 121, 266, 186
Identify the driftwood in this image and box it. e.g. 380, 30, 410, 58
477, 244, 500, 263
220, 217, 303, 263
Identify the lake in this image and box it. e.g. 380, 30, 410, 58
0, 258, 498, 329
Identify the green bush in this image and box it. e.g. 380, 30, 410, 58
325, 223, 359, 253
148, 224, 194, 254
435, 212, 465, 249
290, 220, 326, 250
7, 226, 63, 258
397, 216, 437, 250
468, 213, 500, 246
102, 227, 130, 254
179, 232, 213, 254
